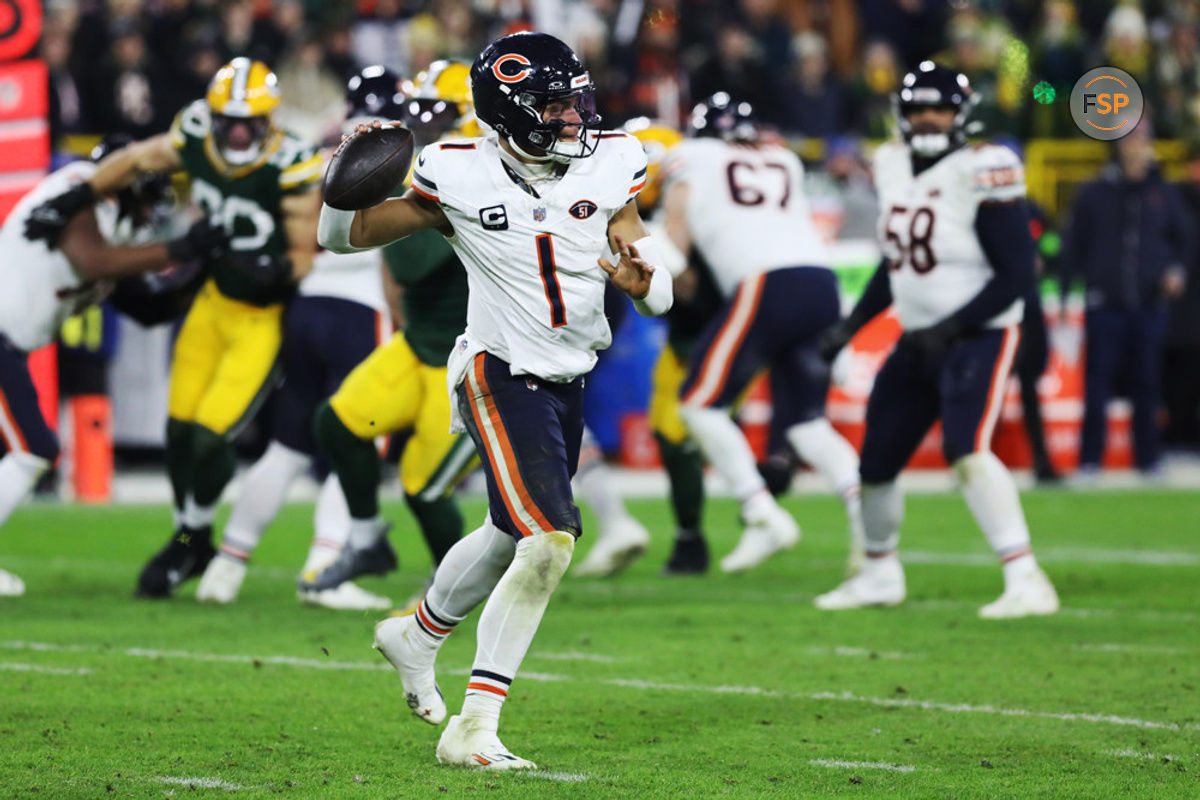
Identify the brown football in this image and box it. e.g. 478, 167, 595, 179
322, 125, 415, 211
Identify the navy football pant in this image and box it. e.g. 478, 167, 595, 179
457, 352, 584, 542
859, 325, 1020, 484
0, 334, 59, 463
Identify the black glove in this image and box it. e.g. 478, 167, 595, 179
230, 252, 293, 286
167, 217, 230, 263
898, 316, 963, 361
816, 319, 857, 363
24, 182, 96, 246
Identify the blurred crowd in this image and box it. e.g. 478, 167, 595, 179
42, 0, 1200, 149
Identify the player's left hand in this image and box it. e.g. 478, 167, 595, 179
899, 317, 962, 360
24, 182, 96, 247
598, 234, 653, 300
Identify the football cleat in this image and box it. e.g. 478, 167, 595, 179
196, 554, 247, 603
297, 523, 396, 592
661, 535, 709, 575
298, 581, 392, 611
0, 568, 26, 597
720, 505, 800, 573
436, 715, 536, 770
978, 568, 1060, 619
373, 615, 446, 725
135, 526, 216, 598
814, 555, 906, 610
573, 515, 649, 578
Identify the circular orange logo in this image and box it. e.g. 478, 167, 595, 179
1070, 67, 1144, 141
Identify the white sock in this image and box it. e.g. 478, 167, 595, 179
347, 515, 383, 550
786, 418, 864, 552
573, 427, 633, 532
0, 452, 50, 526
679, 404, 765, 501
183, 496, 217, 529
222, 441, 310, 559
426, 515, 515, 620
861, 481, 903, 555
304, 474, 350, 573
461, 531, 575, 731
954, 452, 1034, 568
1002, 552, 1039, 587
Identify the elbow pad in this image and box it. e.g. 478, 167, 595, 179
630, 236, 674, 316
318, 204, 371, 253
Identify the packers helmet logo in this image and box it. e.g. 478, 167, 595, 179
492, 53, 533, 84
569, 200, 598, 220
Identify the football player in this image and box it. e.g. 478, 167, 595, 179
0, 137, 228, 596
29, 58, 323, 598
194, 66, 409, 610
660, 94, 865, 573
319, 32, 672, 768
296, 60, 481, 602
815, 62, 1059, 618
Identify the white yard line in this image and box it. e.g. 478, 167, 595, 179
1074, 643, 1189, 655
810, 759, 916, 773
6, 640, 1197, 734
902, 549, 1199, 567
1105, 749, 1181, 761
524, 771, 594, 782
154, 776, 251, 791
0, 661, 91, 675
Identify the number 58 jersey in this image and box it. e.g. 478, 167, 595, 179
410, 133, 648, 381
873, 141, 1026, 330
661, 138, 829, 298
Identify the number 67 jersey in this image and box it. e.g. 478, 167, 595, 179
873, 141, 1026, 331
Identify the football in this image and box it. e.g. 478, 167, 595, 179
322, 125, 415, 211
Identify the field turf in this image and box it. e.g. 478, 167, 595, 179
1, 489, 1198, 798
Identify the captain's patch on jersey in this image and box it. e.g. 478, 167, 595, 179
479, 204, 508, 230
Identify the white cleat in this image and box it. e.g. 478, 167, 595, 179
720, 505, 800, 573
373, 615, 446, 725
814, 556, 906, 610
196, 555, 246, 604
299, 581, 392, 611
979, 569, 1060, 619
0, 568, 26, 597
436, 714, 536, 770
573, 515, 650, 577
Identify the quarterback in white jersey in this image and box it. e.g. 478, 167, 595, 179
660, 93, 865, 574
0, 141, 228, 597
318, 32, 671, 769
815, 61, 1059, 620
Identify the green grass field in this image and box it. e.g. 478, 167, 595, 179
1, 489, 1198, 799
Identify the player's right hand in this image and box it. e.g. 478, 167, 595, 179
166, 217, 231, 263
816, 319, 855, 363
23, 182, 96, 247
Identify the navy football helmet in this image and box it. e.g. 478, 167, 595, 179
346, 65, 406, 123
469, 32, 601, 162
894, 61, 975, 157
688, 92, 759, 142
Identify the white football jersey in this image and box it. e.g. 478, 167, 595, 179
661, 138, 829, 298
873, 141, 1026, 330
0, 162, 128, 352
300, 248, 388, 313
411, 132, 648, 381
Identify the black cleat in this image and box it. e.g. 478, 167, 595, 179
298, 524, 397, 591
135, 526, 216, 598
662, 535, 709, 575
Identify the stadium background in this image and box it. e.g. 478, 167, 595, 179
3, 0, 1199, 499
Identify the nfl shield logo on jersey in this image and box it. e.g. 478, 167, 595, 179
533, 206, 547, 222
569, 200, 597, 220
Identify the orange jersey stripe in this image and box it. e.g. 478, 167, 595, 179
466, 682, 509, 697
411, 184, 439, 202
465, 356, 534, 537
682, 273, 765, 407
628, 180, 646, 194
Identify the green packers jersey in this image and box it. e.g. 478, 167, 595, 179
382, 226, 468, 367
169, 99, 322, 306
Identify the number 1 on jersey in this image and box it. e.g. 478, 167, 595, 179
536, 234, 568, 328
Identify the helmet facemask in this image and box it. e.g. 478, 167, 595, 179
504, 86, 601, 164
212, 113, 273, 166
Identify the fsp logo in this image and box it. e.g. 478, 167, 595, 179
479, 204, 508, 230
491, 54, 532, 84
1070, 67, 1143, 141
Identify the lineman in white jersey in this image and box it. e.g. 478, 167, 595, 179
318, 32, 671, 769
662, 93, 865, 573
196, 67, 406, 610
0, 139, 228, 596
816, 61, 1059, 618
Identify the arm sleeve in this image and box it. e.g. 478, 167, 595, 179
844, 258, 893, 330
949, 200, 1035, 330
628, 235, 674, 316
